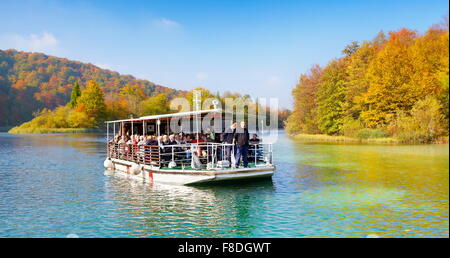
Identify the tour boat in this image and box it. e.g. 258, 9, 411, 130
103, 109, 276, 185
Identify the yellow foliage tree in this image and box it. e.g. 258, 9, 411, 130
361, 28, 418, 127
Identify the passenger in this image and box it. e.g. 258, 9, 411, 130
168, 134, 176, 145
137, 136, 146, 162
145, 135, 157, 146
142, 136, 156, 164
125, 136, 134, 159
249, 134, 261, 161
234, 121, 249, 168
118, 135, 126, 145
161, 135, 173, 165
249, 134, 260, 145
174, 134, 182, 145
115, 136, 125, 158
182, 135, 192, 161
190, 134, 206, 157
162, 135, 170, 145
205, 127, 216, 142
133, 135, 139, 145
157, 135, 163, 148
109, 135, 119, 157
138, 135, 146, 146
221, 122, 237, 163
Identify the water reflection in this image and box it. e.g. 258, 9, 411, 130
103, 172, 275, 237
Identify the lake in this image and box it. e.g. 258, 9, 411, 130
0, 132, 448, 237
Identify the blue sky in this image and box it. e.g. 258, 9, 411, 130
0, 0, 448, 108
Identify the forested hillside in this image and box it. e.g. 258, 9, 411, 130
0, 49, 181, 127
286, 21, 449, 143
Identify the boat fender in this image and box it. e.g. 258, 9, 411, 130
131, 164, 141, 175
264, 155, 271, 165
104, 158, 113, 169
191, 153, 202, 169
217, 160, 230, 168
168, 161, 177, 168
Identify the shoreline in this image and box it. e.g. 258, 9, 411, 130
0, 126, 13, 133
291, 133, 449, 144
8, 127, 102, 134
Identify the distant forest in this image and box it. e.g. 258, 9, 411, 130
1, 50, 290, 132
0, 49, 181, 127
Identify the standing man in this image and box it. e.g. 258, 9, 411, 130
221, 122, 237, 163
234, 121, 250, 168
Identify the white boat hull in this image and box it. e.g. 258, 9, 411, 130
106, 158, 275, 185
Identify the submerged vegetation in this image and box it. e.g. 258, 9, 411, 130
286, 19, 449, 143
293, 134, 401, 144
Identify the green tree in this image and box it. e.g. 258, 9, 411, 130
186, 87, 215, 109
316, 59, 348, 135
120, 84, 146, 116
140, 93, 171, 116
77, 80, 106, 123
69, 81, 81, 108
342, 41, 360, 57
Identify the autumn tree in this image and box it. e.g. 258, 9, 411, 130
120, 84, 146, 116
0, 49, 180, 127
361, 28, 418, 127
286, 22, 448, 142
140, 93, 171, 116
343, 33, 386, 121
285, 65, 322, 134
186, 87, 216, 109
77, 80, 106, 123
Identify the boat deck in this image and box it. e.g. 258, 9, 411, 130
159, 162, 262, 171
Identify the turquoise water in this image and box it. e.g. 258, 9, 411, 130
0, 132, 448, 237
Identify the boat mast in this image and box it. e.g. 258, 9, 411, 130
106, 122, 109, 157
194, 90, 201, 141
143, 120, 145, 136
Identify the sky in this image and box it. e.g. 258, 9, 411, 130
0, 0, 448, 108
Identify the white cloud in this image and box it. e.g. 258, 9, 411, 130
196, 72, 209, 81
153, 18, 181, 28
1, 31, 59, 52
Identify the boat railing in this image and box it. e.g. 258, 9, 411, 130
158, 142, 273, 168
107, 141, 273, 170
108, 143, 161, 167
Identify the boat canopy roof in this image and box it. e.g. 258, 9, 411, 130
105, 109, 223, 124
105, 108, 262, 124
